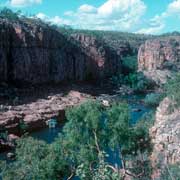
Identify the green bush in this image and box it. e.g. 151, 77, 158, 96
0, 8, 20, 20
110, 74, 124, 86
122, 55, 138, 73
110, 72, 155, 92
144, 93, 163, 107
164, 73, 180, 107
160, 163, 180, 180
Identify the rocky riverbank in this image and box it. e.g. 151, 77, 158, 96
0, 85, 94, 134
150, 97, 180, 179
0, 84, 94, 152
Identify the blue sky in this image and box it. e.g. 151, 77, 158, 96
1, 0, 180, 34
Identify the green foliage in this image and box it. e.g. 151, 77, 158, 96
77, 151, 120, 180
0, 131, 8, 140
122, 56, 138, 72
110, 72, 155, 92
132, 73, 155, 92
0, 8, 20, 20
106, 102, 130, 149
164, 73, 180, 107
18, 120, 28, 134
1, 101, 154, 180
70, 29, 153, 52
1, 137, 51, 180
144, 93, 163, 107
160, 163, 180, 180
139, 111, 155, 125
110, 74, 124, 87
56, 101, 107, 178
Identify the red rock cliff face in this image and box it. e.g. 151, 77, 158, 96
138, 37, 180, 84
138, 37, 180, 71
71, 33, 122, 79
0, 19, 121, 85
150, 98, 180, 179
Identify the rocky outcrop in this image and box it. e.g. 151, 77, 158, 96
0, 18, 122, 85
71, 33, 121, 79
0, 134, 19, 153
138, 37, 180, 84
150, 97, 180, 179
0, 90, 91, 134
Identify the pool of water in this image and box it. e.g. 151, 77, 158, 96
31, 125, 63, 144
130, 103, 152, 124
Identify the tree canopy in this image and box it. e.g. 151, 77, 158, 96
0, 100, 153, 180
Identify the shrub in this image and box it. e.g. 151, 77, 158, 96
110, 74, 124, 86
160, 163, 180, 180
0, 8, 20, 20
122, 55, 137, 73
110, 71, 155, 92
164, 73, 180, 107
144, 93, 163, 107
124, 72, 155, 92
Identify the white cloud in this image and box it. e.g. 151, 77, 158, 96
9, 0, 42, 7
167, 0, 180, 15
62, 0, 146, 31
36, 13, 71, 26
36, 12, 47, 20
136, 24, 165, 34
35, 0, 180, 34
137, 0, 180, 34
78, 4, 97, 13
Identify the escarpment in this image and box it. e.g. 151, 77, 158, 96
150, 98, 180, 179
0, 18, 123, 85
138, 37, 180, 84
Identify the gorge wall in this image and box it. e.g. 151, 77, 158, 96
138, 36, 180, 178
0, 18, 122, 85
150, 98, 180, 179
138, 37, 180, 84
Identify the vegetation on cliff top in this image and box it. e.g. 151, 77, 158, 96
163, 72, 180, 109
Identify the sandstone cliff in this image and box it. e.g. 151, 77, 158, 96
0, 18, 122, 85
138, 37, 180, 84
150, 97, 180, 178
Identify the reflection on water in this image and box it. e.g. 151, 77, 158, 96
130, 103, 152, 124
31, 125, 62, 144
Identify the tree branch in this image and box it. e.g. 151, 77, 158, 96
106, 164, 118, 173
93, 130, 101, 153
165, 164, 175, 180
119, 148, 145, 178
67, 171, 74, 180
